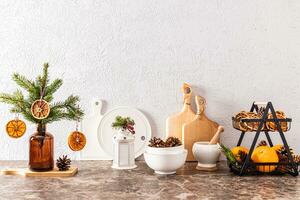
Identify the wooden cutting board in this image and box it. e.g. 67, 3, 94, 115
0, 167, 78, 177
166, 83, 196, 140
183, 96, 219, 161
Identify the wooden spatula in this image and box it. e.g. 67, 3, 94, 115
183, 95, 219, 161
166, 83, 196, 141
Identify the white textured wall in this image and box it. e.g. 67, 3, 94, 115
0, 0, 300, 160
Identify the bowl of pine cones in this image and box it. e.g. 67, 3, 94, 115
146, 137, 183, 154
144, 137, 187, 175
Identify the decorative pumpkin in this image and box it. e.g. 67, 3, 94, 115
271, 144, 283, 152
231, 146, 249, 162
251, 146, 279, 172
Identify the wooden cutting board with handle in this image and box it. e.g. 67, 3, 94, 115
166, 83, 196, 140
183, 95, 219, 161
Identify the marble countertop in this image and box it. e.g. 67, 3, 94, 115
0, 161, 299, 200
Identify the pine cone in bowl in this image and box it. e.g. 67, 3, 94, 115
165, 137, 182, 147
149, 137, 165, 147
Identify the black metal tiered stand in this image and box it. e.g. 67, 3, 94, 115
231, 102, 298, 176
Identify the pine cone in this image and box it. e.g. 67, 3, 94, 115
148, 137, 165, 147
165, 137, 182, 147
237, 150, 248, 163
148, 137, 182, 147
276, 146, 289, 173
276, 148, 299, 173
56, 155, 71, 171
293, 155, 300, 164
277, 151, 288, 162
257, 140, 268, 147
278, 146, 294, 157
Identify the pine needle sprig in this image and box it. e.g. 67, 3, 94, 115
44, 79, 63, 101
0, 63, 84, 125
41, 95, 84, 124
112, 116, 135, 134
36, 63, 49, 91
220, 143, 237, 165
12, 73, 40, 100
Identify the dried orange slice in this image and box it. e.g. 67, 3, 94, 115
6, 119, 26, 138
31, 99, 50, 119
68, 131, 86, 151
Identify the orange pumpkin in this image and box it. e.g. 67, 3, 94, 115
231, 146, 249, 162
271, 144, 283, 152
251, 146, 279, 172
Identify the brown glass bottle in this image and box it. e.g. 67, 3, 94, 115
29, 124, 54, 171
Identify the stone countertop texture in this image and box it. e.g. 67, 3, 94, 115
0, 161, 299, 200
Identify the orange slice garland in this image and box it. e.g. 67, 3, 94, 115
6, 119, 26, 138
31, 99, 50, 119
68, 131, 86, 151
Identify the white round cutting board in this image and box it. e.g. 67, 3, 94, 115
97, 107, 152, 159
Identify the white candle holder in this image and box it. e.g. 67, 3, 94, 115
112, 130, 137, 169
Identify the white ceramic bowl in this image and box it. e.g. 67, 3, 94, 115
144, 149, 187, 175
146, 145, 184, 155
192, 142, 221, 169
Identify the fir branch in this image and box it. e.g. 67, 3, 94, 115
44, 78, 63, 101
0, 63, 84, 126
0, 91, 38, 124
112, 116, 135, 134
65, 95, 80, 105
41, 95, 84, 124
36, 63, 49, 97
12, 73, 39, 96
41, 63, 49, 89
20, 108, 40, 123
41, 110, 68, 124
50, 101, 67, 109
0, 91, 25, 106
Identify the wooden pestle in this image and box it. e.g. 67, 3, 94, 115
209, 126, 224, 144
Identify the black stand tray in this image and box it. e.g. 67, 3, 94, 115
231, 102, 298, 176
